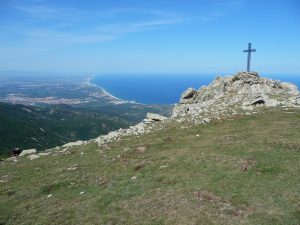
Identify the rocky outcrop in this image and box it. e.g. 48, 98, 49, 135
12, 72, 300, 158
94, 72, 300, 147
94, 113, 167, 146
172, 72, 300, 121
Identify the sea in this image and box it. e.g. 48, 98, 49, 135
91, 73, 300, 104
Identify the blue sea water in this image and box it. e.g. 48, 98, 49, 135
91, 74, 300, 104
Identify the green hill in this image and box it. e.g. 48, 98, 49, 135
0, 102, 171, 156
0, 107, 299, 225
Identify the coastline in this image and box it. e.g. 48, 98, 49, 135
84, 74, 300, 106
84, 75, 138, 104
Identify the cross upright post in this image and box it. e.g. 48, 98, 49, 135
243, 43, 256, 72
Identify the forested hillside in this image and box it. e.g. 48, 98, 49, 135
0, 103, 132, 156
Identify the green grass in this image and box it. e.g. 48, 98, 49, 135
0, 108, 300, 224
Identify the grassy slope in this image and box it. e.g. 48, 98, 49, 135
0, 108, 299, 225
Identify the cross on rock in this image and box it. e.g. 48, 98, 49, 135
243, 43, 256, 72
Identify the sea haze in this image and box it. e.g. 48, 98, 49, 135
91, 74, 300, 104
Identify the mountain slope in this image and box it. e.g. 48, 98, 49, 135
0, 108, 299, 225
0, 103, 132, 155
1, 72, 299, 224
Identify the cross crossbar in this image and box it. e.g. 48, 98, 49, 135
243, 43, 256, 72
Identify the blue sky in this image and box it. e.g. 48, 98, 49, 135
0, 0, 299, 74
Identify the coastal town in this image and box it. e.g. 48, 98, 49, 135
3, 94, 83, 105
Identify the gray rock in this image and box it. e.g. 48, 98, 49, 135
180, 88, 197, 104
242, 101, 251, 106
280, 82, 299, 95
63, 140, 86, 148
38, 152, 50, 156
143, 118, 154, 124
28, 154, 40, 160
203, 118, 211, 124
146, 113, 167, 121
296, 97, 300, 105
19, 149, 37, 157
265, 99, 280, 107
250, 96, 265, 106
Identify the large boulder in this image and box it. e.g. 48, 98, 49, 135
63, 140, 86, 148
180, 88, 197, 104
146, 113, 167, 122
19, 149, 37, 157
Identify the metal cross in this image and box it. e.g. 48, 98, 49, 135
243, 43, 256, 72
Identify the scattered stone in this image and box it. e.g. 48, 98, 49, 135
59, 147, 69, 153
136, 146, 146, 153
19, 149, 37, 157
94, 117, 162, 146
160, 165, 168, 169
240, 159, 258, 172
47, 194, 53, 198
95, 177, 110, 186
130, 176, 137, 180
241, 161, 249, 172
0, 175, 10, 183
39, 152, 50, 156
134, 162, 145, 171
193, 191, 223, 202
203, 118, 211, 124
163, 136, 173, 142
6, 156, 18, 162
28, 154, 40, 160
63, 140, 86, 148
80, 191, 85, 195
66, 164, 78, 171
123, 148, 130, 152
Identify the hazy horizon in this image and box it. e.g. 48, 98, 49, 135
0, 70, 300, 77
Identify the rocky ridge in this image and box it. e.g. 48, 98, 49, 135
172, 72, 300, 123
8, 72, 300, 159
93, 72, 300, 146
